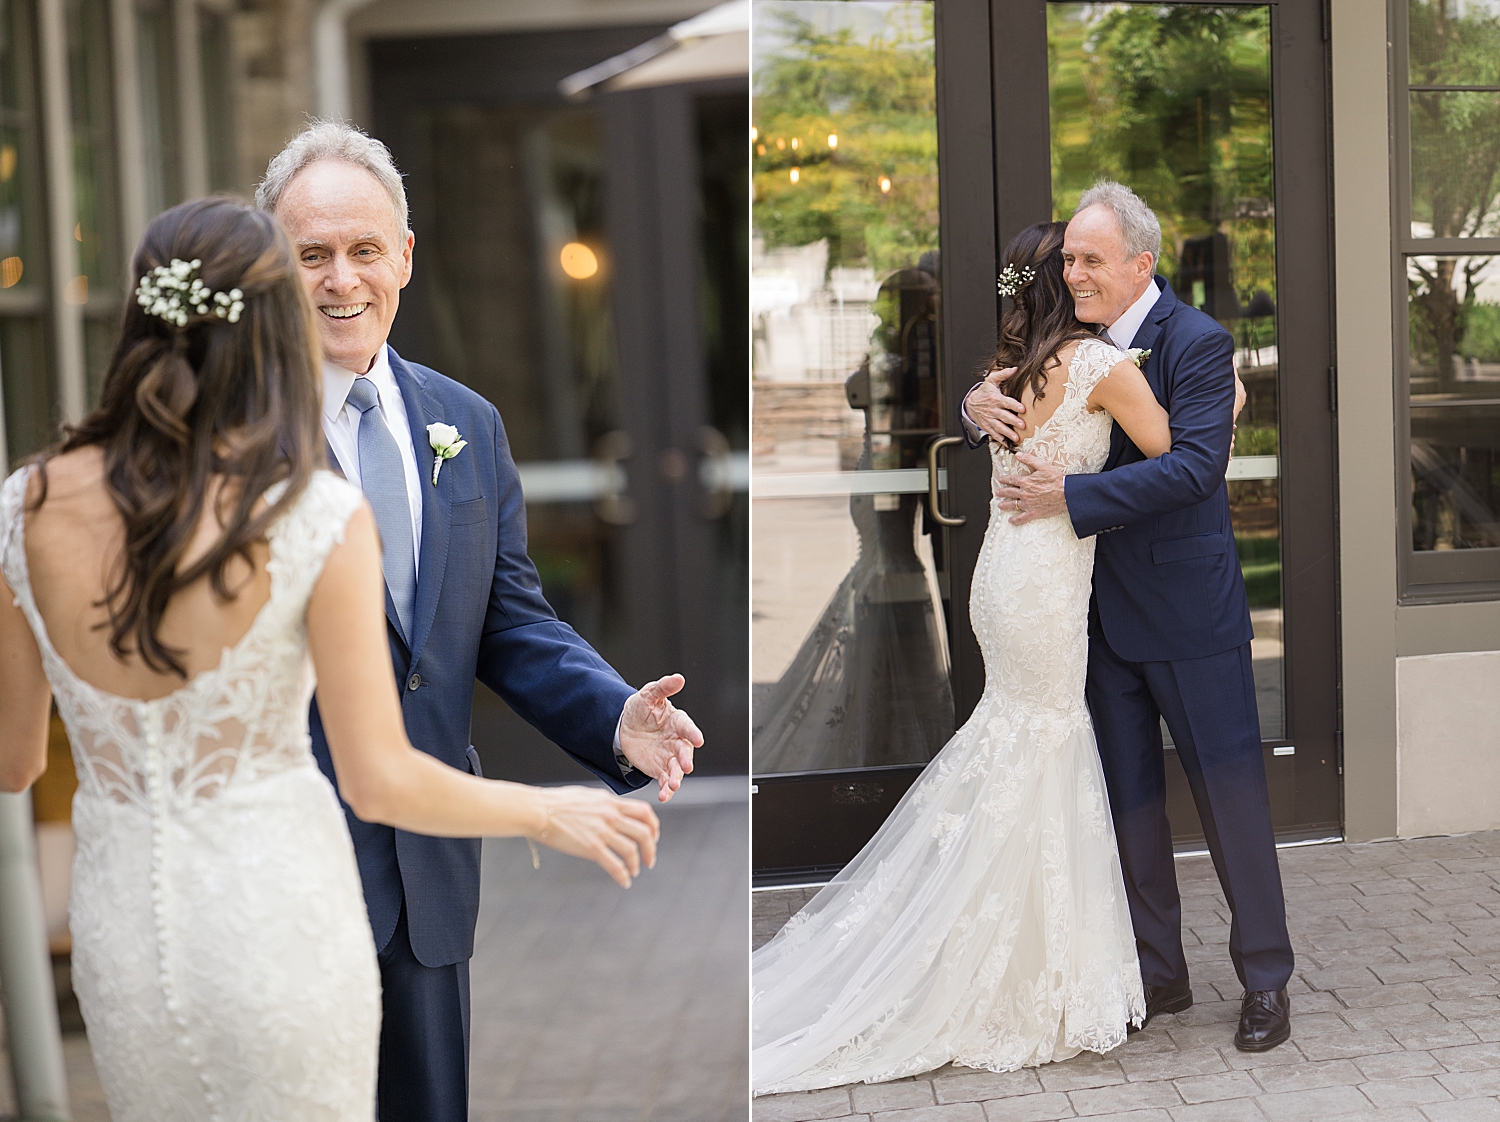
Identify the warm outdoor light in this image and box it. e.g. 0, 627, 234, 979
0, 145, 15, 182
751, 126, 758, 141
0, 257, 21, 288
789, 167, 800, 184
791, 137, 800, 149
74, 222, 82, 241
879, 176, 892, 193
776, 138, 785, 149
757, 144, 766, 156
559, 242, 599, 279
827, 133, 838, 149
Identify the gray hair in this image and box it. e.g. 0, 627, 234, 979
1074, 180, 1161, 268
255, 119, 409, 234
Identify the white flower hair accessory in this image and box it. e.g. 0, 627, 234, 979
997, 263, 1035, 298
427, 422, 467, 485
135, 258, 244, 328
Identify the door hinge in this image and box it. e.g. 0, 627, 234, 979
1328, 365, 1338, 413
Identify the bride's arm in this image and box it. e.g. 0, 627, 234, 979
1087, 360, 1172, 458
0, 571, 51, 792
307, 505, 658, 887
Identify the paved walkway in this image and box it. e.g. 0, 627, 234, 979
2, 777, 748, 1122
753, 830, 1500, 1122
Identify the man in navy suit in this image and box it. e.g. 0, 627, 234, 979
962, 181, 1292, 1052
257, 121, 705, 1121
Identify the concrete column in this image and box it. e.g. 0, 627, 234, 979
35, 0, 86, 426
0, 793, 70, 1121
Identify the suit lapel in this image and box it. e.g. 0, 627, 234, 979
1105, 277, 1175, 469
390, 348, 451, 669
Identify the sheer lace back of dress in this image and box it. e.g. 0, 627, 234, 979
0, 468, 362, 812
991, 338, 1120, 480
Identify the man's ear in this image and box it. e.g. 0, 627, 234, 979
399, 229, 415, 290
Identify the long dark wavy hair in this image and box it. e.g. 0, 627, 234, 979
34, 196, 324, 677
989, 220, 1097, 429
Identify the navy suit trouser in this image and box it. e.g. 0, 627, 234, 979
376, 902, 470, 1122
1085, 601, 1293, 995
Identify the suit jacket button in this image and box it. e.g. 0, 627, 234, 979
407, 673, 422, 691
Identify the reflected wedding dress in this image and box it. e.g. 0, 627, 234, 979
0, 468, 381, 1121
752, 339, 1145, 1093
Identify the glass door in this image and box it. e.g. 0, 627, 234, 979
751, 0, 956, 880
753, 0, 1340, 880
1011, 0, 1340, 846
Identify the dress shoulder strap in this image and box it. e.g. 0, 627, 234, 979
264, 470, 367, 609
1070, 338, 1127, 402
0, 465, 33, 606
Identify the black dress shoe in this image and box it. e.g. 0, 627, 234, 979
1127, 979, 1194, 1033
1235, 988, 1291, 1051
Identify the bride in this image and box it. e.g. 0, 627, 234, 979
0, 198, 660, 1120
753, 220, 1203, 1093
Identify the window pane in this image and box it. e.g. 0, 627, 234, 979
1049, 3, 1284, 739
1410, 91, 1500, 238
67, 0, 120, 298
0, 0, 42, 290
1409, 0, 1500, 87
0, 316, 55, 464
752, 0, 952, 775
1407, 255, 1500, 550
135, 0, 180, 218
199, 7, 235, 193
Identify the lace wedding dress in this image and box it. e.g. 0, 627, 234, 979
0, 468, 381, 1121
752, 339, 1145, 1094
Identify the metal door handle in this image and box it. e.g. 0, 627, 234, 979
697, 425, 733, 520
926, 435, 965, 526
592, 430, 635, 525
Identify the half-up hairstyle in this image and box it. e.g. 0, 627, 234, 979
989, 220, 1098, 441
35, 196, 324, 677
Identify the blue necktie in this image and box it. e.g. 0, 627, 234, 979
345, 376, 416, 641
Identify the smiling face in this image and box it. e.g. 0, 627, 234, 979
274, 159, 413, 373
1062, 204, 1155, 327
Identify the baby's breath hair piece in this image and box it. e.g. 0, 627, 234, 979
996, 263, 1035, 298
135, 258, 245, 328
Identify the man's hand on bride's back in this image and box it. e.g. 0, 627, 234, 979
620, 673, 704, 803
968, 368, 1027, 444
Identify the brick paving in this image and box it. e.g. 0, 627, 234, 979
1, 777, 748, 1122
753, 831, 1500, 1121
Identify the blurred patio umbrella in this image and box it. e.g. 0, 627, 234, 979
559, 0, 748, 98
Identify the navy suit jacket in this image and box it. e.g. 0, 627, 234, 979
309, 348, 647, 968
1063, 278, 1253, 663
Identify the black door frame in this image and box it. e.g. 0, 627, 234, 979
754, 0, 1341, 883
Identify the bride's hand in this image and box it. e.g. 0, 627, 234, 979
533, 786, 660, 887
1233, 373, 1247, 426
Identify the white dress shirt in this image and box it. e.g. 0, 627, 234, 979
322, 345, 425, 576
1103, 278, 1162, 350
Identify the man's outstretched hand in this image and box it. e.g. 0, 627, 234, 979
619, 674, 703, 803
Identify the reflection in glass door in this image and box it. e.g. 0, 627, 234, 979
752, 0, 953, 877
1048, 5, 1285, 742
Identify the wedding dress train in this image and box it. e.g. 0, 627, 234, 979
752, 339, 1145, 1093
0, 469, 381, 1121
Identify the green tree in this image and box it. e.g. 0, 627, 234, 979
1049, 5, 1275, 322
1406, 0, 1500, 388
752, 3, 938, 277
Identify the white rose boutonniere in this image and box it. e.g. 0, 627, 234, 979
427, 422, 467, 485
1126, 348, 1151, 368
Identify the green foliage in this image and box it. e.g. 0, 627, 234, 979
1048, 5, 1275, 303
1408, 0, 1500, 237
752, 3, 938, 276
1233, 423, 1279, 457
